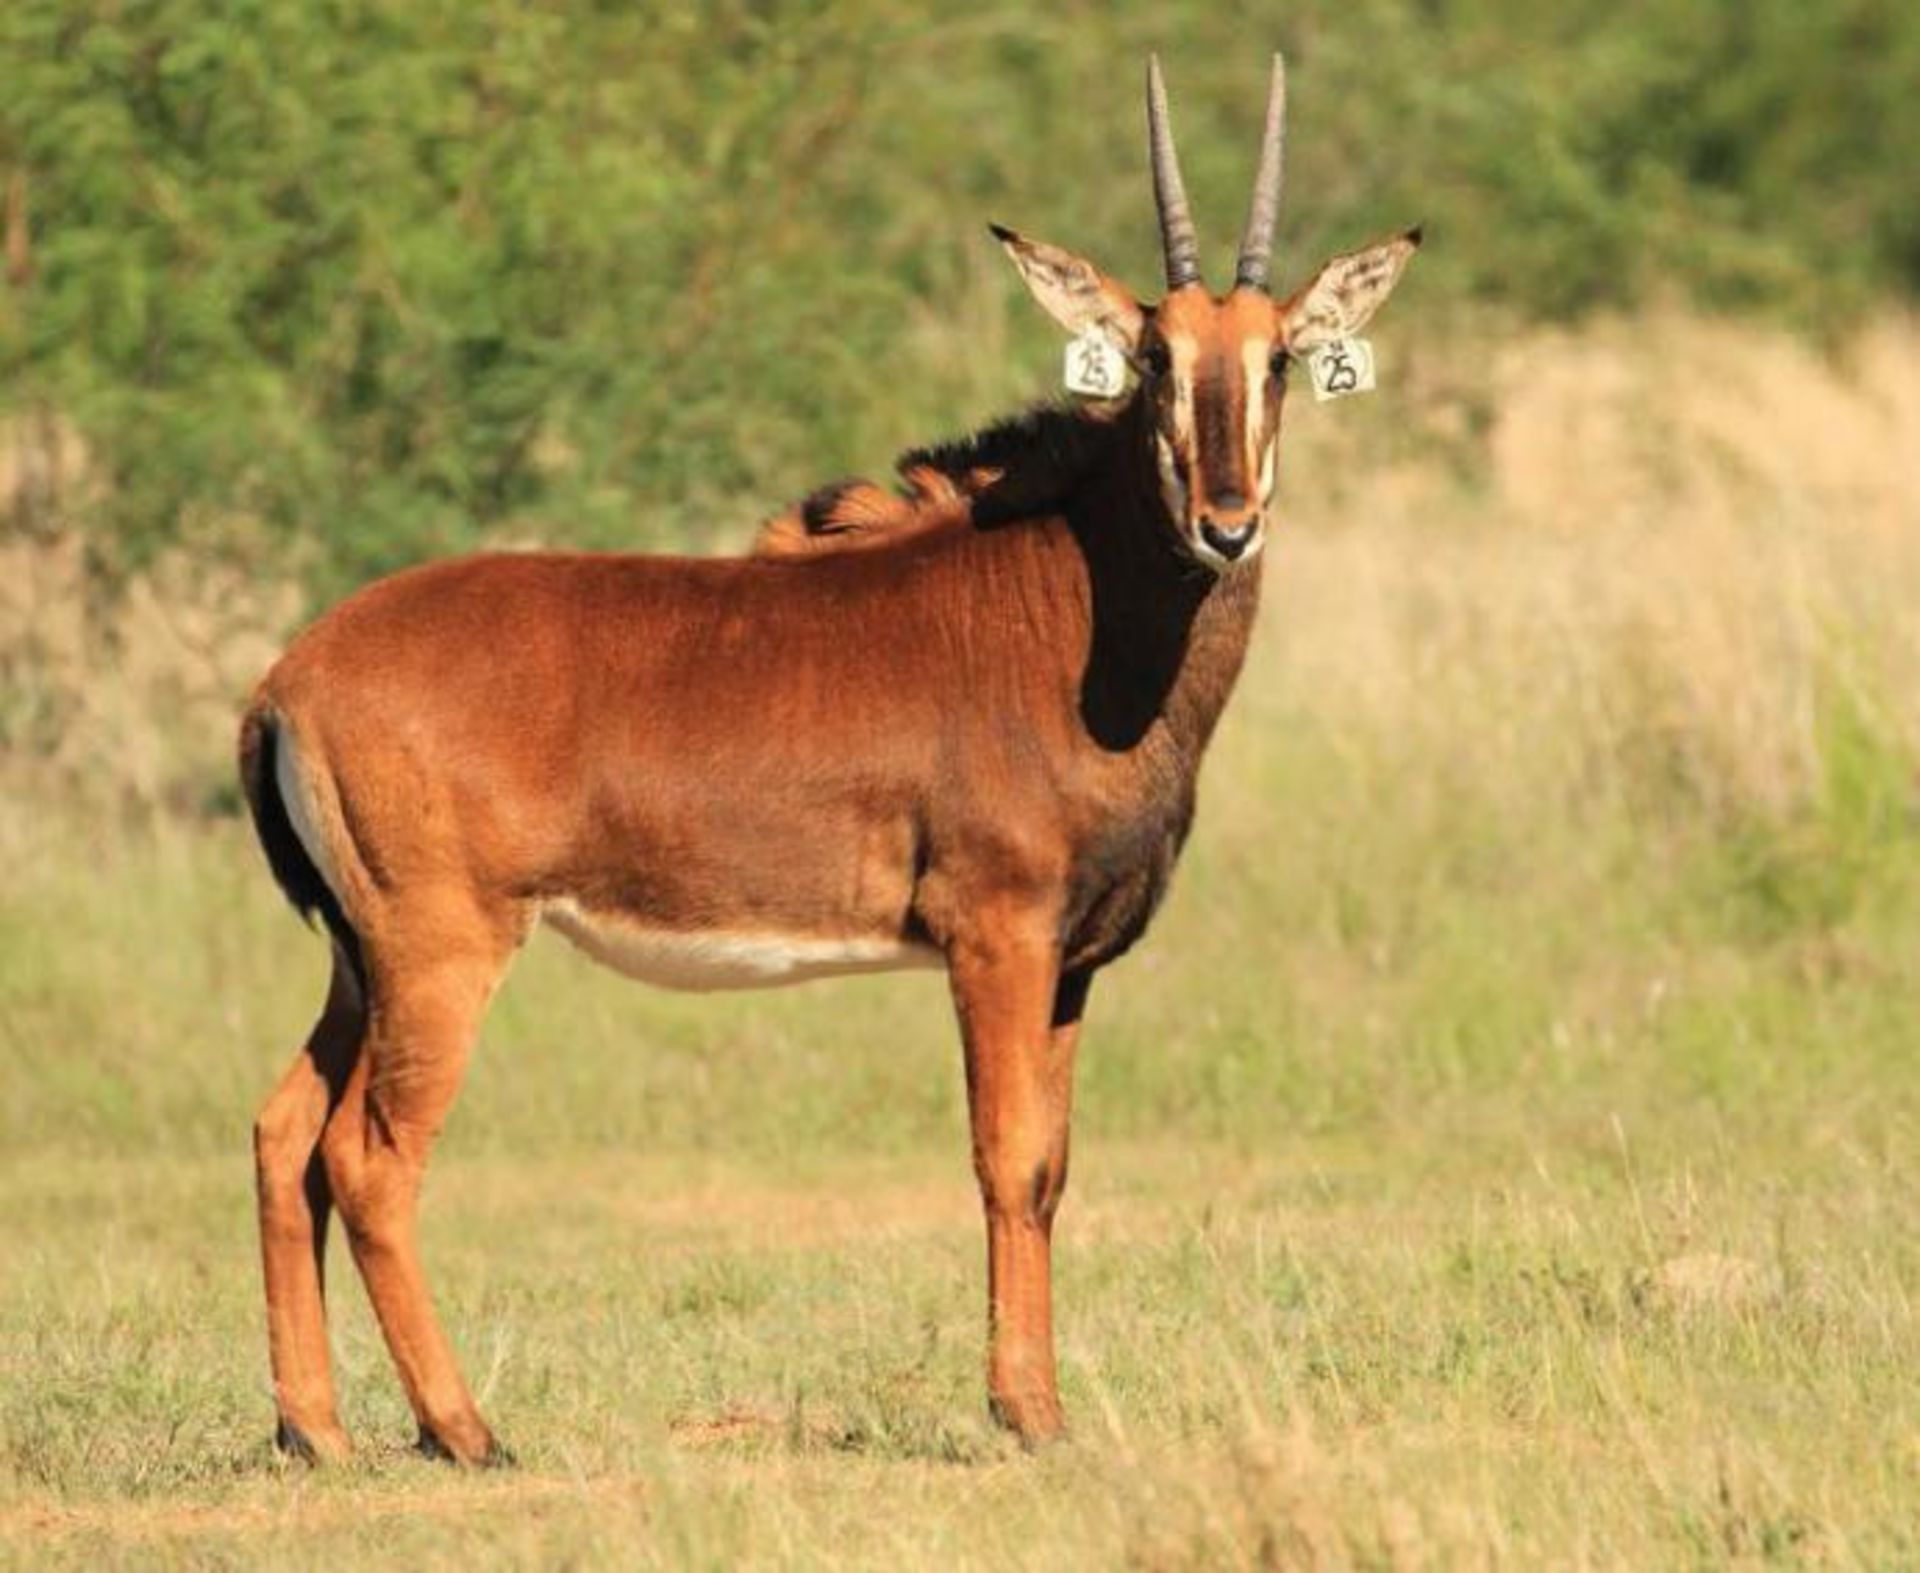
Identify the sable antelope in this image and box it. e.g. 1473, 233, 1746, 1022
238, 54, 1417, 1464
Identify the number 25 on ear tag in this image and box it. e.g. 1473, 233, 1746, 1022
1307, 336, 1376, 402
1063, 331, 1127, 399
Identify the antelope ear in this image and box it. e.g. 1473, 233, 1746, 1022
991, 224, 1145, 354
1281, 227, 1422, 351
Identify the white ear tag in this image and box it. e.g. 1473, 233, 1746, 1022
1063, 331, 1128, 398
1306, 337, 1376, 402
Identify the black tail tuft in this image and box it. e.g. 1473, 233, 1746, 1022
238, 706, 366, 993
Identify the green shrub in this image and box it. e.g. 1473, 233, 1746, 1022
2, 0, 1916, 590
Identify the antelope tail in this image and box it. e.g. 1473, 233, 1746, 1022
237, 702, 365, 990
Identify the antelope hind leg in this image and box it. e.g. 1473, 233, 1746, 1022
253, 945, 364, 1462
321, 901, 517, 1467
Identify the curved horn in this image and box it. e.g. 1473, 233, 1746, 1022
1147, 55, 1202, 290
1233, 53, 1287, 292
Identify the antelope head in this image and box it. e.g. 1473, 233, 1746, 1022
993, 55, 1419, 572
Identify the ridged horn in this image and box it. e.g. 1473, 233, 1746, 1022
1234, 53, 1287, 291
1146, 55, 1202, 290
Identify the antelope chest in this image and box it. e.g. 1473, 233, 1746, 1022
542, 898, 940, 992
1060, 792, 1196, 971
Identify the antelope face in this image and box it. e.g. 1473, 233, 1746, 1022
1138, 286, 1289, 569
993, 54, 1420, 575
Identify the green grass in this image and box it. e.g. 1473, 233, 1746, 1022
5, 508, 1920, 1563
3, 1133, 1911, 1568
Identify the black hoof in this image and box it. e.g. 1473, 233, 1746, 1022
414, 1424, 454, 1463
415, 1423, 517, 1469
274, 1417, 320, 1464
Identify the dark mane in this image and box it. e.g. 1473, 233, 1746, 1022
752, 400, 1123, 557
897, 400, 1121, 526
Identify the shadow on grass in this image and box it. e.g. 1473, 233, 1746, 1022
667, 1397, 1015, 1467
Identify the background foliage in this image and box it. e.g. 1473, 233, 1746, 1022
3, 0, 1918, 590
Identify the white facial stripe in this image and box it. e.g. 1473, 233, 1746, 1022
1166, 332, 1200, 450
1154, 431, 1188, 521
1240, 339, 1278, 507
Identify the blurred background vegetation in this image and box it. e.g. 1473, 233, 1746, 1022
2, 0, 1918, 592
4, 11, 1920, 1557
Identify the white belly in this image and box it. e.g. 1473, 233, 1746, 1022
542, 899, 942, 992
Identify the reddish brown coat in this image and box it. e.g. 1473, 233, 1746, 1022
235, 53, 1416, 1464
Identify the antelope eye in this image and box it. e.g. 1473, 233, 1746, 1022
1269, 349, 1291, 381
1142, 341, 1172, 378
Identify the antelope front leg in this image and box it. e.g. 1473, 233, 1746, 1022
949, 924, 1089, 1443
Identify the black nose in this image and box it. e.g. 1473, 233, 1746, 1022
1199, 516, 1257, 561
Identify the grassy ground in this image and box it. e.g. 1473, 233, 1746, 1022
4, 318, 1920, 1566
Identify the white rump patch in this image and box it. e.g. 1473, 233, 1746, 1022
274, 727, 345, 907
543, 900, 941, 992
